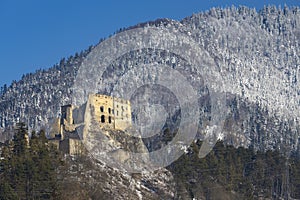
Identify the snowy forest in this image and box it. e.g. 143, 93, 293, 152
0, 5, 299, 154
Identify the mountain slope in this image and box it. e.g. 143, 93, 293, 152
0, 6, 299, 154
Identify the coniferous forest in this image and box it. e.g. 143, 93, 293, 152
1, 124, 300, 199
168, 140, 300, 199
0, 123, 62, 199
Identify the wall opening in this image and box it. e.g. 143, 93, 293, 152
108, 116, 112, 124
101, 115, 105, 123
108, 108, 111, 114
100, 106, 104, 112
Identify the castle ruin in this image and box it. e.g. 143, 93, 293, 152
49, 94, 132, 155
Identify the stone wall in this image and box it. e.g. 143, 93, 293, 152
113, 97, 132, 131
89, 94, 132, 131
49, 94, 132, 156
89, 94, 115, 129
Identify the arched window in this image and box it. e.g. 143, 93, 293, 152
101, 115, 105, 123
108, 108, 111, 114
108, 116, 112, 124
100, 106, 104, 112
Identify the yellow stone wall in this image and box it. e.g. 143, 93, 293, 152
89, 94, 115, 129
69, 138, 84, 155
61, 105, 74, 125
53, 94, 132, 155
88, 94, 132, 130
49, 118, 61, 138
113, 97, 132, 130
60, 105, 76, 135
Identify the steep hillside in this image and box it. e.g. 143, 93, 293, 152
0, 47, 92, 141
0, 6, 299, 154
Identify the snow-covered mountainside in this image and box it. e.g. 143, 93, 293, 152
0, 6, 299, 153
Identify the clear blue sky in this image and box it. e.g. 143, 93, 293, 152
0, 0, 299, 87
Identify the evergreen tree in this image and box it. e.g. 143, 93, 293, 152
0, 124, 62, 199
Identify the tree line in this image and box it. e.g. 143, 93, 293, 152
0, 123, 63, 199
168, 140, 300, 199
